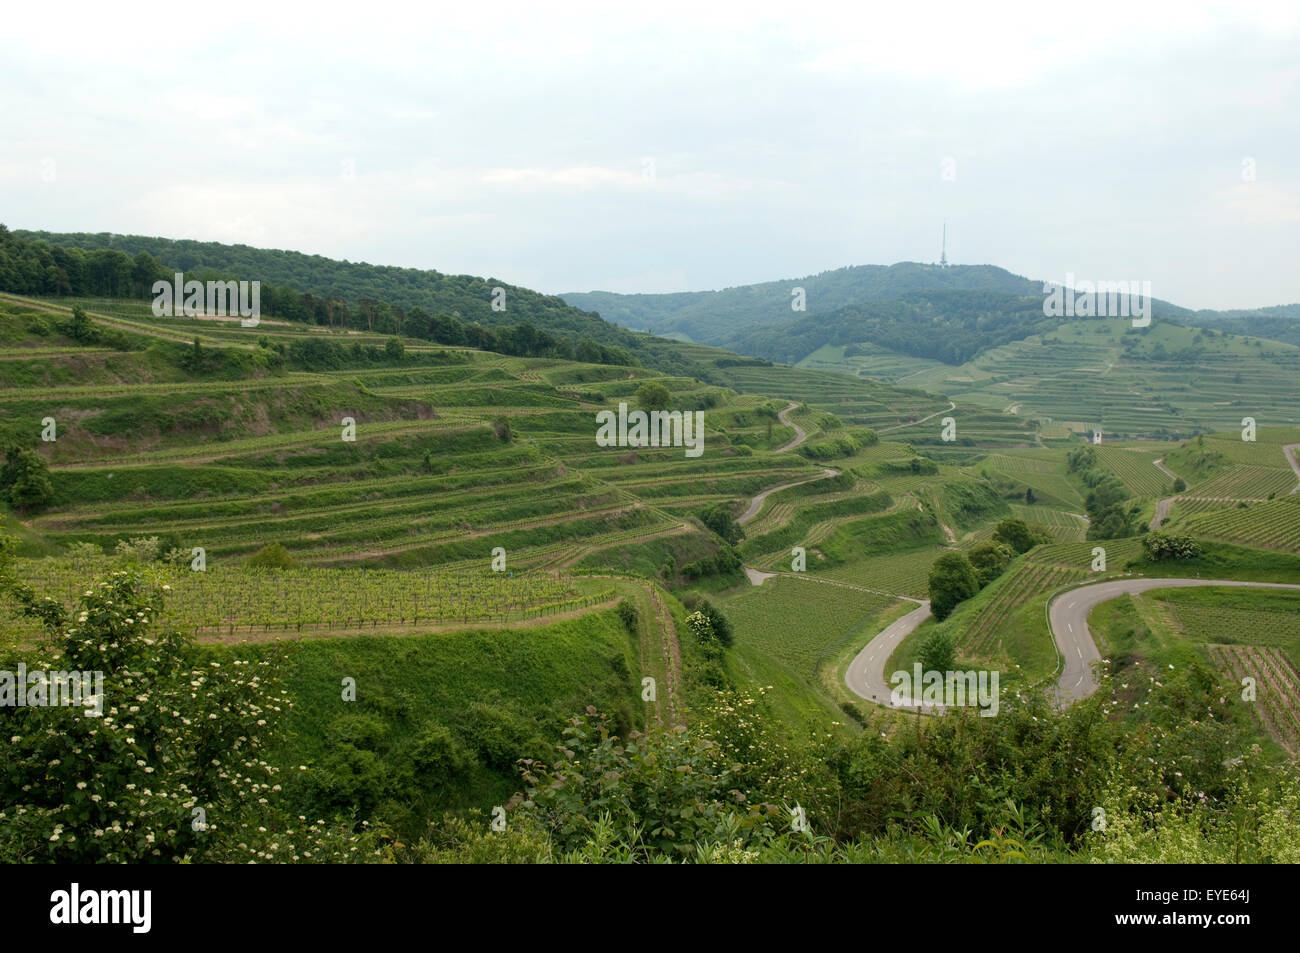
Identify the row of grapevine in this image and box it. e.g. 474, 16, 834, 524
964, 562, 1086, 657
1093, 447, 1169, 497
1191, 465, 1297, 500
1186, 500, 1300, 551
12, 559, 609, 635
1210, 645, 1300, 754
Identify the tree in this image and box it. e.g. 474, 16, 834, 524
967, 541, 1013, 587
693, 598, 734, 648
1089, 506, 1140, 541
130, 251, 163, 297
992, 518, 1038, 554
1067, 445, 1097, 473
1024, 487, 1036, 505
113, 536, 163, 564
385, 336, 405, 361
181, 336, 204, 372
1142, 532, 1203, 561
698, 503, 743, 545
928, 552, 979, 621
65, 306, 95, 344
1086, 479, 1129, 516
0, 571, 373, 863
681, 543, 742, 581
918, 629, 957, 674
1172, 477, 1186, 493
686, 610, 715, 643
1, 446, 54, 513
636, 381, 672, 412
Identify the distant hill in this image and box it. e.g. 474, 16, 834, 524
736, 290, 1052, 365
12, 227, 626, 350
564, 262, 1046, 341
1187, 303, 1300, 348
565, 262, 1203, 365
5, 226, 728, 378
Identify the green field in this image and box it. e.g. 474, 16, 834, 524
719, 575, 902, 726
1182, 499, 1300, 552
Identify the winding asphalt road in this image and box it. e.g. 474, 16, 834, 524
1048, 577, 1300, 704
1152, 446, 1300, 529
736, 402, 839, 525
1149, 458, 1180, 529
843, 599, 935, 711
742, 402, 1300, 711
841, 446, 1300, 711
1284, 444, 1300, 494
772, 401, 808, 453
844, 577, 1300, 710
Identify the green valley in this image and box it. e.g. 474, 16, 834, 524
3, 235, 1298, 868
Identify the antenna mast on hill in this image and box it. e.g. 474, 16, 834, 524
940, 221, 949, 268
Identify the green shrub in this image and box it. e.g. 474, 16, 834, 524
246, 542, 298, 569
1, 446, 54, 513
992, 518, 1042, 554
967, 541, 1013, 587
698, 502, 744, 545
928, 552, 979, 621
1141, 531, 1203, 561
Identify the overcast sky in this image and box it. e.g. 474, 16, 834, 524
3, 0, 1297, 309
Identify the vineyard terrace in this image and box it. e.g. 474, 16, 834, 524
595, 402, 705, 458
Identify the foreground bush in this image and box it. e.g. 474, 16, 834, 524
0, 571, 378, 863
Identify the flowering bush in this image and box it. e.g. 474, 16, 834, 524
0, 570, 378, 863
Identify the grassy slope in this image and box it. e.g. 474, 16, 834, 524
1087, 592, 1293, 758
209, 606, 641, 837
717, 575, 904, 729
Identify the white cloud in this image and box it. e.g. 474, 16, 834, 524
0, 0, 1296, 308
1214, 181, 1300, 225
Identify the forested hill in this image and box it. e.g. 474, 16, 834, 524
11, 227, 623, 349
566, 262, 1202, 366
735, 290, 1052, 366
562, 262, 1053, 342
1188, 303, 1300, 348
737, 288, 1211, 365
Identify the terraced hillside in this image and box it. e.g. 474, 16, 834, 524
0, 294, 962, 587
1152, 428, 1300, 535
0, 290, 1089, 737
4, 285, 1300, 867
8, 292, 1293, 683
804, 317, 1300, 440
